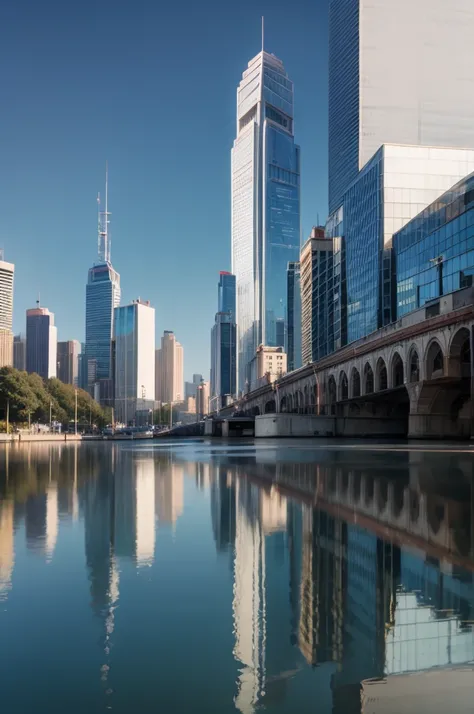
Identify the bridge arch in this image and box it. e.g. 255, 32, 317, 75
264, 399, 276, 414
280, 395, 288, 413
351, 367, 361, 398
327, 374, 337, 413
338, 370, 349, 401
375, 357, 388, 391
391, 351, 404, 388
408, 345, 420, 383
448, 327, 471, 379
287, 393, 293, 413
294, 389, 304, 413
363, 362, 374, 395
425, 339, 445, 380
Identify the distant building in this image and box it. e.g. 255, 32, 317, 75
210, 312, 236, 410
185, 374, 203, 399
286, 262, 301, 372
57, 340, 81, 385
114, 299, 155, 425
249, 345, 287, 391
26, 306, 57, 379
155, 331, 184, 403
300, 227, 334, 364
196, 381, 210, 419
218, 272, 236, 316
0, 258, 14, 368
13, 335, 26, 371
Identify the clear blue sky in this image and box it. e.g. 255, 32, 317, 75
0, 0, 329, 380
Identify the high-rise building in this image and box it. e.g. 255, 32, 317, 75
13, 335, 26, 371
0, 258, 14, 368
286, 262, 301, 372
114, 299, 155, 425
232, 48, 300, 391
210, 313, 236, 410
26, 306, 57, 379
85, 170, 121, 393
57, 340, 81, 385
196, 380, 210, 419
300, 227, 334, 364
328, 0, 474, 214
155, 331, 184, 404
218, 272, 236, 316
185, 374, 204, 399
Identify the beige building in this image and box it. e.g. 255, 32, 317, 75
196, 380, 210, 418
300, 227, 332, 365
0, 331, 13, 369
57, 340, 81, 385
249, 345, 287, 391
0, 259, 14, 367
155, 331, 184, 403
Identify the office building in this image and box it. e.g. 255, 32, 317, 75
196, 380, 210, 419
336, 145, 474, 344
211, 313, 236, 410
232, 48, 300, 391
57, 340, 81, 385
114, 299, 155, 425
26, 306, 57, 379
300, 227, 334, 363
13, 334, 26, 371
218, 272, 236, 316
0, 258, 14, 367
249, 345, 287, 391
286, 262, 301, 372
155, 331, 184, 404
185, 374, 203, 399
84, 172, 121, 392
328, 0, 474, 214
394, 173, 474, 317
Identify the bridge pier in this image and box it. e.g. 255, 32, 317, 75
407, 380, 472, 439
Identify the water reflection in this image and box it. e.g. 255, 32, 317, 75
0, 442, 473, 713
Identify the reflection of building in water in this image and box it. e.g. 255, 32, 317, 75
195, 462, 211, 491
155, 462, 184, 526
135, 459, 156, 566
0, 500, 14, 600
24, 485, 58, 560
114, 454, 157, 563
45, 483, 58, 560
260, 487, 287, 534
211, 466, 236, 552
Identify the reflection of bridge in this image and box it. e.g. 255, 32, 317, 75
224, 288, 474, 439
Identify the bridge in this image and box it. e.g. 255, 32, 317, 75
220, 287, 474, 439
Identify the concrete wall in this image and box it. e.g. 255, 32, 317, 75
409, 414, 471, 440
336, 416, 406, 438
255, 414, 406, 438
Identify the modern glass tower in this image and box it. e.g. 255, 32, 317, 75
231, 48, 300, 392
211, 272, 237, 409
85, 172, 121, 388
328, 0, 474, 213
218, 272, 236, 317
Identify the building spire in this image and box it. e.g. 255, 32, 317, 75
98, 162, 111, 263
261, 16, 264, 53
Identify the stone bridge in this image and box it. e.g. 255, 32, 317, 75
224, 289, 474, 439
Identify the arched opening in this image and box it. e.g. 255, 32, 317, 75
280, 395, 288, 413
426, 340, 444, 380
264, 399, 276, 414
351, 368, 361, 398
449, 327, 471, 379
328, 375, 337, 413
304, 385, 310, 413
375, 357, 388, 391
253, 406, 261, 416
311, 381, 318, 415
391, 352, 404, 388
363, 363, 374, 395
339, 371, 349, 400
295, 390, 304, 413
408, 348, 420, 383
287, 393, 293, 413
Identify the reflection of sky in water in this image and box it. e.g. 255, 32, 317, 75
0, 441, 473, 714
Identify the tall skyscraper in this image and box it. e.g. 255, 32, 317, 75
13, 335, 26, 371
196, 380, 210, 419
26, 306, 57, 379
300, 227, 334, 363
0, 257, 14, 368
232, 47, 300, 391
328, 0, 474, 214
218, 272, 236, 316
57, 340, 81, 385
211, 272, 237, 410
286, 262, 301, 372
114, 299, 155, 425
154, 331, 184, 403
85, 169, 121, 392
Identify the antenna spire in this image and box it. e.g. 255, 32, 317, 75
261, 16, 264, 53
98, 161, 111, 263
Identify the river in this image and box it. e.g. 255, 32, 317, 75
0, 439, 473, 713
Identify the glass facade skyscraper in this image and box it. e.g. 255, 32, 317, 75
218, 272, 236, 317
300, 228, 334, 364
85, 263, 121, 383
328, 0, 474, 214
232, 50, 300, 391
211, 272, 237, 409
286, 262, 301, 372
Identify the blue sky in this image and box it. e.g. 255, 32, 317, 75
0, 0, 328, 380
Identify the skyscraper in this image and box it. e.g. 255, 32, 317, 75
196, 380, 210, 419
57, 340, 81, 385
232, 47, 300, 391
85, 169, 121, 392
0, 257, 14, 368
286, 262, 301, 372
13, 335, 26, 371
154, 331, 184, 403
328, 0, 474, 214
218, 272, 236, 316
211, 272, 237, 409
114, 299, 155, 425
300, 227, 334, 363
26, 306, 57, 379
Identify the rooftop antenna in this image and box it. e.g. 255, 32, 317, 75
36, 293, 40, 308
261, 16, 264, 53
98, 161, 111, 263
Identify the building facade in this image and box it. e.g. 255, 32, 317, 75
231, 49, 300, 392
218, 272, 236, 316
249, 345, 287, 391
155, 331, 184, 404
114, 300, 155, 425
57, 340, 81, 385
196, 380, 210, 419
0, 259, 14, 368
13, 335, 26, 371
26, 307, 57, 379
286, 262, 301, 372
210, 313, 237, 410
300, 227, 334, 363
328, 0, 474, 213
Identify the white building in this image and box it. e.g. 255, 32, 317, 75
26, 306, 57, 379
0, 259, 14, 368
114, 299, 155, 425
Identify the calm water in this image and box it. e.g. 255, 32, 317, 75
1, 439, 474, 713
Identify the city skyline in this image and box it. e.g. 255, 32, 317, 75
1, 0, 328, 379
